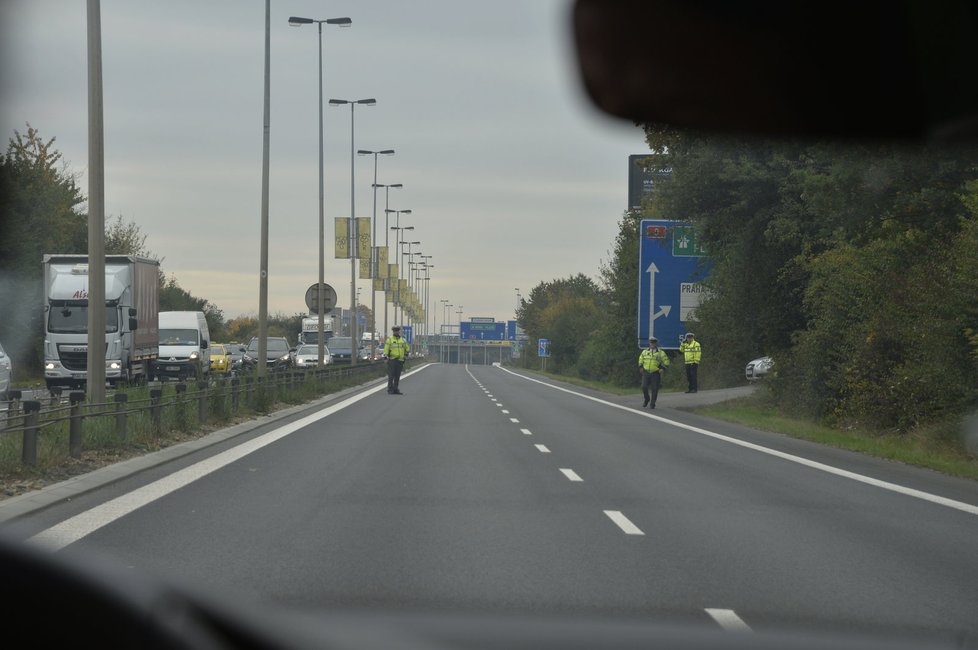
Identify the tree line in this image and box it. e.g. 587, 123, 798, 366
518, 127, 978, 433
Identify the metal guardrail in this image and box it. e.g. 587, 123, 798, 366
0, 362, 393, 470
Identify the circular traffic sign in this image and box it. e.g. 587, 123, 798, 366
305, 283, 337, 313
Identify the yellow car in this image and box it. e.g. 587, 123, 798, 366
208, 343, 232, 374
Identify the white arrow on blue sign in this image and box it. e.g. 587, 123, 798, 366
537, 338, 550, 357
637, 219, 710, 350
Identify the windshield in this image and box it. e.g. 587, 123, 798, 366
159, 329, 198, 346
3, 2, 977, 647
46, 303, 119, 334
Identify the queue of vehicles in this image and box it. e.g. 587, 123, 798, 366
16, 259, 383, 396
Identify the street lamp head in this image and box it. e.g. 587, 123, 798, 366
326, 17, 352, 26
357, 98, 377, 106
288, 16, 314, 25
328, 99, 349, 106
401, 209, 412, 214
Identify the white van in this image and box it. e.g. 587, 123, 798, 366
155, 311, 210, 381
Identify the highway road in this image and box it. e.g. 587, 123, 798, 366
3, 363, 978, 645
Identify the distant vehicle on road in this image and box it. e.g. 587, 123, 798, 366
155, 311, 211, 381
298, 315, 334, 346
42, 254, 160, 389
292, 343, 331, 369
209, 344, 232, 375
326, 336, 360, 364
243, 337, 292, 372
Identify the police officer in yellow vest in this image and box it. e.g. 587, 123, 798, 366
638, 337, 669, 408
679, 332, 702, 393
383, 326, 410, 395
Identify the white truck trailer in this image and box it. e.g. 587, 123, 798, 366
42, 254, 160, 389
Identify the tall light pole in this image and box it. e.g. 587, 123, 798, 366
421, 255, 433, 339
443, 301, 454, 363
358, 150, 394, 358
378, 200, 405, 335
456, 306, 464, 365
288, 15, 351, 367
329, 98, 376, 365
403, 241, 421, 330
389, 221, 414, 325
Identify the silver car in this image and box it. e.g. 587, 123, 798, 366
292, 344, 331, 369
0, 341, 11, 400
745, 356, 774, 382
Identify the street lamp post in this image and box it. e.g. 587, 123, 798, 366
456, 307, 464, 365
403, 242, 421, 331
420, 255, 432, 340
288, 15, 351, 367
443, 301, 453, 363
329, 97, 376, 366
389, 220, 414, 326
373, 185, 401, 339
358, 150, 394, 358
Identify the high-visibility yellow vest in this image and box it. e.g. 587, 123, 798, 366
679, 339, 702, 364
638, 348, 669, 372
384, 336, 410, 360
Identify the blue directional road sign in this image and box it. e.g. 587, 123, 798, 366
538, 338, 550, 357
460, 321, 506, 341
401, 325, 413, 345
637, 219, 710, 350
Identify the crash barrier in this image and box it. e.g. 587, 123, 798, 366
0, 362, 400, 472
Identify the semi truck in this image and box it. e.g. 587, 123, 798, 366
298, 315, 334, 346
43, 254, 160, 389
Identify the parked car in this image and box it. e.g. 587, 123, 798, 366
208, 344, 232, 375
0, 341, 12, 400
243, 337, 292, 372
292, 343, 331, 369
746, 356, 774, 382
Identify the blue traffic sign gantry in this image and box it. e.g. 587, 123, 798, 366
637, 220, 710, 350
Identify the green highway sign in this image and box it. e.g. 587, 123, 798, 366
672, 225, 708, 257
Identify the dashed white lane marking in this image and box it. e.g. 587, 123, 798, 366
559, 468, 583, 482
705, 609, 752, 632
490, 398, 497, 401
535, 444, 551, 453
29, 364, 438, 551
501, 410, 510, 414
510, 418, 520, 423
520, 428, 532, 435
496, 366, 978, 518
603, 510, 645, 535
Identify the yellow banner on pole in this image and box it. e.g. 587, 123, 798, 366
356, 217, 371, 259
373, 278, 385, 292
376, 247, 389, 278
388, 263, 398, 281
334, 218, 349, 259
359, 257, 371, 279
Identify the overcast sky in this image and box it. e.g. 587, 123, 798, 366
1, 0, 646, 328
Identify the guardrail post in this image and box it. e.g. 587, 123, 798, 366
114, 393, 128, 442
49, 385, 63, 408
22, 400, 41, 466
8, 389, 22, 420
69, 391, 85, 458
231, 378, 240, 412
197, 381, 208, 425
150, 388, 162, 434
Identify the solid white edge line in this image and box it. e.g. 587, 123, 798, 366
603, 510, 644, 535
496, 366, 978, 517
560, 468, 583, 482
705, 609, 752, 632
30, 364, 436, 552
535, 444, 551, 453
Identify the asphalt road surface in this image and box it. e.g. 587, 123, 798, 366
3, 363, 977, 645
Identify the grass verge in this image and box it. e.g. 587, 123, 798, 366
695, 395, 978, 481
